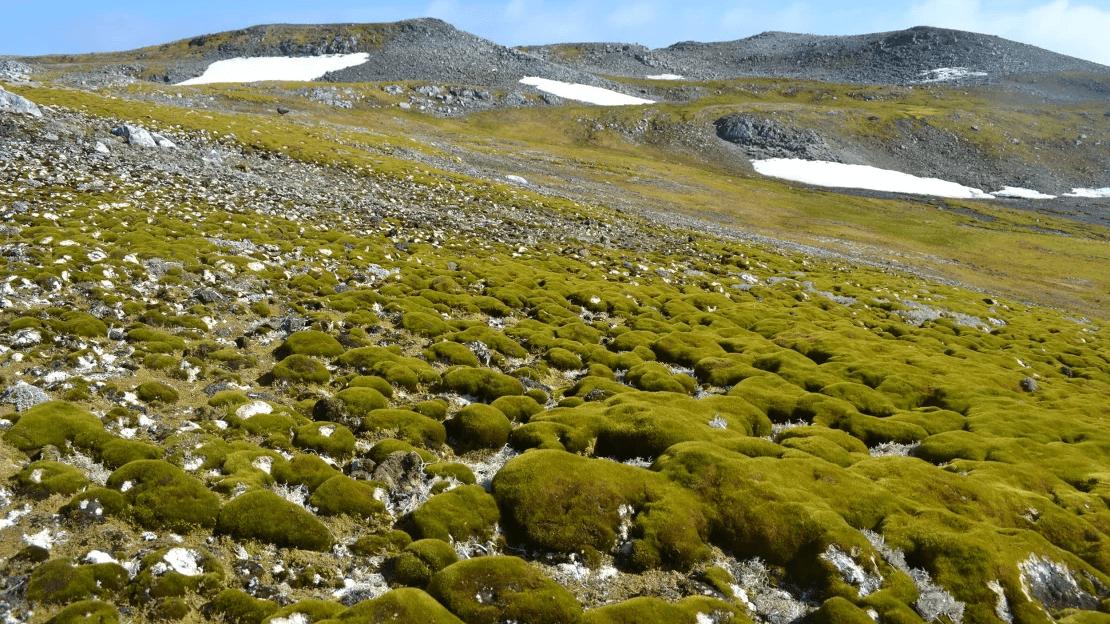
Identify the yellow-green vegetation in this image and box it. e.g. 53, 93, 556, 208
0, 73, 1107, 624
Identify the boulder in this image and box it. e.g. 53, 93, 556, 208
111, 124, 176, 148
0, 86, 42, 118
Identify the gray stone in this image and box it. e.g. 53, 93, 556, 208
1, 381, 49, 412
112, 124, 158, 148
0, 86, 43, 118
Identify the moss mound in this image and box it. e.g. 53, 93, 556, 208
216, 489, 333, 551
106, 460, 221, 530
428, 556, 582, 624
407, 484, 499, 542
445, 404, 512, 452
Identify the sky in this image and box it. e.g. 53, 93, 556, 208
2, 0, 1109, 65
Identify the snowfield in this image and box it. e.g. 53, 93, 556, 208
751, 159, 995, 199
646, 74, 684, 80
994, 187, 1057, 199
917, 67, 988, 82
177, 53, 370, 85
519, 77, 654, 106
1065, 187, 1110, 198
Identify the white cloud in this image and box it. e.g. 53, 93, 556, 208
908, 0, 1110, 65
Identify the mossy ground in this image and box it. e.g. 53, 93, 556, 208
0, 77, 1106, 624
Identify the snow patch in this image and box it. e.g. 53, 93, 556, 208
1065, 187, 1110, 198
993, 186, 1056, 199
646, 74, 684, 80
752, 158, 994, 199
269, 614, 309, 624
917, 67, 988, 82
519, 77, 654, 106
178, 53, 370, 86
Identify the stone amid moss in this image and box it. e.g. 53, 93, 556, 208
132, 547, 225, 599
216, 489, 333, 551
106, 459, 221, 530
428, 556, 582, 624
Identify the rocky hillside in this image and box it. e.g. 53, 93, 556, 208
0, 17, 1108, 624
525, 26, 1110, 85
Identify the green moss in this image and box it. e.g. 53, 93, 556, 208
407, 485, 499, 542
216, 489, 333, 551
3, 400, 107, 454
351, 530, 413, 557
389, 539, 460, 587
368, 438, 437, 463
362, 409, 446, 447
309, 475, 386, 518
209, 390, 250, 408
272, 454, 340, 490
294, 421, 356, 457
106, 459, 221, 530
806, 597, 875, 624
47, 600, 120, 624
489, 395, 543, 422
347, 375, 394, 398
276, 330, 344, 358
337, 347, 439, 389
582, 596, 742, 624
412, 399, 449, 420
153, 597, 191, 621
440, 367, 525, 402
493, 450, 709, 570
27, 560, 128, 604
132, 548, 225, 599
51, 311, 108, 338
272, 354, 331, 384
15, 461, 89, 497
820, 382, 897, 417
334, 588, 463, 624
403, 310, 451, 337
446, 404, 511, 452
63, 487, 128, 519
264, 600, 345, 624
135, 381, 180, 404
545, 347, 583, 370
97, 437, 162, 468
333, 386, 389, 415
428, 556, 583, 624
425, 341, 480, 367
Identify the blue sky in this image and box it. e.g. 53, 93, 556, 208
3, 0, 1109, 64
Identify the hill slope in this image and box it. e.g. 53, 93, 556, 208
525, 25, 1110, 85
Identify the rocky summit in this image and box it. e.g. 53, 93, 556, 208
0, 15, 1108, 624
